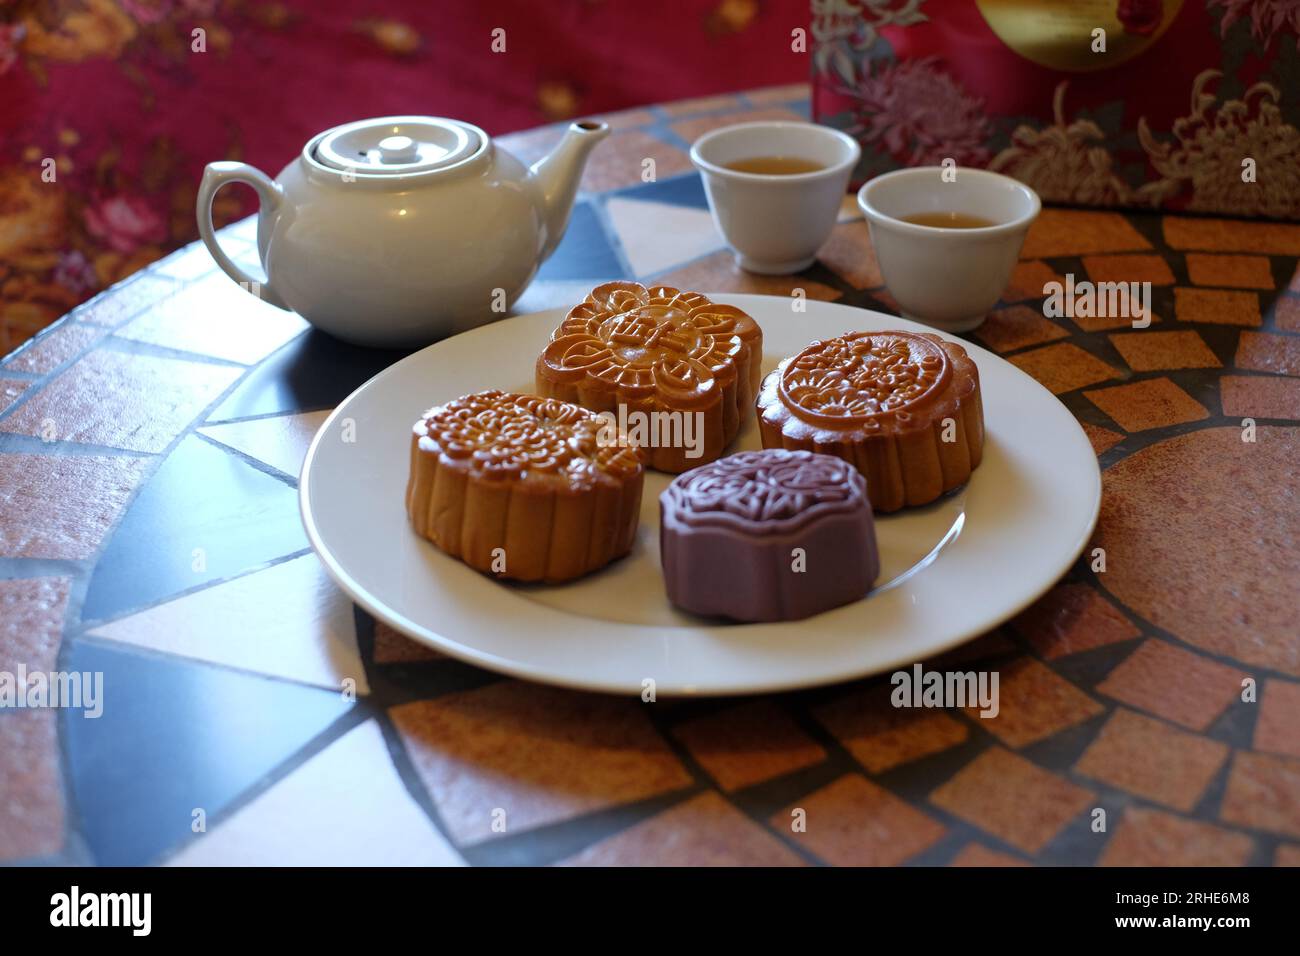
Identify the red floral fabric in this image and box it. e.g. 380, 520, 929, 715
0, 0, 807, 353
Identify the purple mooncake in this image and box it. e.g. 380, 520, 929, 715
659, 448, 880, 622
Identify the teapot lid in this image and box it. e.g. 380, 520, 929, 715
313, 116, 483, 176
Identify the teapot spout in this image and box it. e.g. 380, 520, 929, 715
532, 120, 610, 260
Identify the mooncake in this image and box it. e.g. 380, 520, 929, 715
406, 390, 644, 583
660, 449, 879, 622
535, 282, 762, 473
756, 330, 983, 512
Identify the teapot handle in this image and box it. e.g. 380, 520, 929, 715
196, 161, 289, 309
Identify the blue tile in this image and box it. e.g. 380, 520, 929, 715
208, 329, 411, 421
610, 172, 709, 210
536, 202, 625, 281
63, 639, 353, 865
81, 436, 307, 623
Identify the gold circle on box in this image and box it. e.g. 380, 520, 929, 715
975, 0, 1184, 72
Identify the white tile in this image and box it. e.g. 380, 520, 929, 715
199, 410, 330, 478
117, 272, 308, 365
88, 554, 368, 695
511, 280, 610, 318
166, 720, 463, 866
154, 247, 217, 281
604, 197, 724, 278
221, 215, 260, 244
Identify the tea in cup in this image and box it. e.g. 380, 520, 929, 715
857, 167, 1041, 332
690, 121, 861, 275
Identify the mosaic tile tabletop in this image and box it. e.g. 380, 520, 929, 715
2, 87, 1297, 867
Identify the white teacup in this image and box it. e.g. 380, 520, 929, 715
690, 122, 860, 275
857, 167, 1041, 332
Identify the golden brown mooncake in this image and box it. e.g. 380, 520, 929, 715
535, 281, 762, 473
405, 390, 644, 583
756, 330, 984, 513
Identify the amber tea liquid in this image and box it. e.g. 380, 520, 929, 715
901, 211, 996, 228
724, 156, 825, 175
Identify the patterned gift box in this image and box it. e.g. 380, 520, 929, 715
811, 0, 1300, 219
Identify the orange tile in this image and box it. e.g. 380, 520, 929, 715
925, 632, 1018, 670
1108, 330, 1221, 371
1098, 807, 1252, 867
973, 305, 1069, 353
0, 350, 241, 453
1008, 342, 1120, 395
1093, 426, 1300, 680
1164, 216, 1300, 255
670, 108, 806, 145
1220, 751, 1300, 839
1174, 287, 1261, 326
966, 657, 1104, 748
1020, 209, 1150, 259
1235, 330, 1300, 376
1081, 254, 1176, 287
389, 682, 692, 845
745, 83, 811, 105
1186, 253, 1276, 289
579, 129, 694, 192
776, 774, 946, 866
1083, 377, 1209, 431
1012, 583, 1141, 660
1096, 639, 1244, 732
949, 843, 1029, 866
0, 453, 147, 560
1004, 260, 1065, 303
813, 681, 968, 774
817, 221, 883, 290
1273, 296, 1300, 332
588, 107, 657, 130
560, 792, 803, 866
372, 620, 443, 664
655, 249, 841, 301
1220, 375, 1300, 419
671, 701, 825, 792
1255, 678, 1300, 758
2, 323, 105, 375
929, 747, 1094, 854
0, 577, 70, 675
1081, 422, 1125, 456
1277, 844, 1300, 866
660, 93, 743, 117
0, 709, 64, 861
1075, 709, 1228, 811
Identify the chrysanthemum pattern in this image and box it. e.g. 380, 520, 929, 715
839, 56, 991, 168
1137, 69, 1300, 218
990, 82, 1133, 206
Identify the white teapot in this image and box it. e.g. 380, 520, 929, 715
197, 115, 609, 347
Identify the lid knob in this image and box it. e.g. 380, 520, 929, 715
378, 135, 419, 164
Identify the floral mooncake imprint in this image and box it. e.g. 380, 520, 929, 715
660, 449, 880, 622
757, 330, 984, 512
535, 282, 763, 473
406, 389, 644, 583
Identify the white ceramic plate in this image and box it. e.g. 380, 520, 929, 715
300, 295, 1100, 696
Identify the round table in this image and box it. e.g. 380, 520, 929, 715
1, 86, 1297, 867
